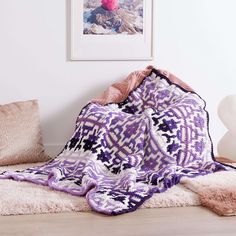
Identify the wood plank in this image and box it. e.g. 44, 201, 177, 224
0, 207, 236, 236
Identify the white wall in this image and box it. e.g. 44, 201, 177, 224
0, 0, 236, 156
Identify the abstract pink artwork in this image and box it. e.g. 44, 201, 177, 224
83, 0, 143, 35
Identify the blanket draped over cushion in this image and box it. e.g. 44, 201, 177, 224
0, 67, 229, 215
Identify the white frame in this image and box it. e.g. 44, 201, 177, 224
70, 0, 154, 61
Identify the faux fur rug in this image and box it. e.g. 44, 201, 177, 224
181, 165, 236, 216
1, 162, 235, 216
0, 162, 199, 215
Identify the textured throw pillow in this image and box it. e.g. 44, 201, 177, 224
0, 100, 49, 166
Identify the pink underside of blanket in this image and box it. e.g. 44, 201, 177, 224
181, 163, 236, 217
91, 65, 194, 105
199, 187, 236, 216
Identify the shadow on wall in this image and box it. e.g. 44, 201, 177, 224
41, 84, 107, 157
66, 0, 71, 61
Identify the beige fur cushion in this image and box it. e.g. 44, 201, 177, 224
0, 100, 49, 165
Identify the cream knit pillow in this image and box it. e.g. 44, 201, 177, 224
0, 100, 49, 166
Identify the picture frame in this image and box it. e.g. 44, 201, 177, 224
70, 0, 154, 61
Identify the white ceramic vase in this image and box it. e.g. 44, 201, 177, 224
218, 95, 236, 161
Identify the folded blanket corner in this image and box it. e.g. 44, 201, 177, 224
199, 186, 236, 216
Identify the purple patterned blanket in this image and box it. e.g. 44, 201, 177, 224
0, 68, 228, 215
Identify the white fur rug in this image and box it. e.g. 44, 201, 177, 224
0, 162, 235, 215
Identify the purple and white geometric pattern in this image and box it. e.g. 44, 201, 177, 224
0, 69, 228, 215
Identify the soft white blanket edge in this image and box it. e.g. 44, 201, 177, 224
0, 162, 235, 215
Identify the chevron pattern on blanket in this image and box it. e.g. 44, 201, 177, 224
0, 68, 228, 215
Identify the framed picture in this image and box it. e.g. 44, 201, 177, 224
70, 0, 154, 61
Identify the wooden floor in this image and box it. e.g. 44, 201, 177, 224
0, 207, 236, 236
